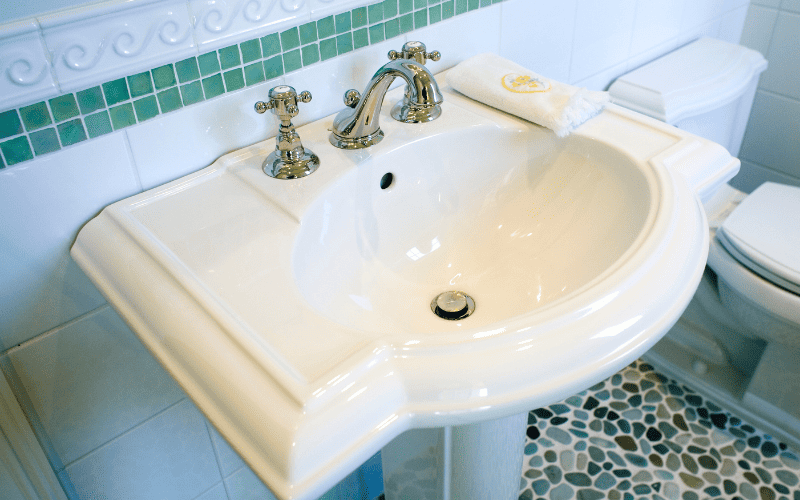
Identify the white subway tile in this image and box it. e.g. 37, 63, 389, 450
680, 0, 726, 31
0, 132, 139, 348
752, 0, 781, 7
759, 11, 800, 99
40, 0, 197, 93
740, 4, 779, 56
630, 0, 683, 57
572, 60, 628, 91
499, 0, 577, 82
677, 16, 722, 46
0, 20, 58, 110
8, 306, 186, 465
740, 90, 800, 179
66, 400, 221, 499
126, 76, 284, 190
190, 0, 308, 50
730, 159, 800, 193
225, 467, 278, 500
570, 0, 637, 83
717, 4, 750, 44
207, 421, 246, 478
783, 0, 800, 13
309, 0, 376, 21
194, 483, 229, 500
411, 4, 502, 74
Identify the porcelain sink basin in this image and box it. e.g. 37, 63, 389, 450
71, 74, 738, 500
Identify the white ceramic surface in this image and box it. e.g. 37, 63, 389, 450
70, 75, 738, 499
0, 20, 58, 110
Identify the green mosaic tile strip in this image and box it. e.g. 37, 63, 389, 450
0, 0, 508, 167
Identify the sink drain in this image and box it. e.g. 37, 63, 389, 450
431, 291, 475, 320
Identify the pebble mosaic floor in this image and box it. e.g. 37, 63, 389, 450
519, 360, 800, 500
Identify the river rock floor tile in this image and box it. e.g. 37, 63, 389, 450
519, 360, 800, 500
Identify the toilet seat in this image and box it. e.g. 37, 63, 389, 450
717, 182, 800, 294
707, 183, 800, 327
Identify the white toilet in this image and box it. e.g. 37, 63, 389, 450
610, 37, 800, 448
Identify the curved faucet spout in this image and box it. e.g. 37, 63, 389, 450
330, 57, 443, 149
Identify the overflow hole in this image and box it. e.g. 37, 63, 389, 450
380, 173, 394, 189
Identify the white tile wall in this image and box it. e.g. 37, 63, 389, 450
190, 0, 307, 50
65, 399, 221, 499
737, 0, 800, 188
0, 20, 58, 110
0, 1, 755, 499
8, 306, 186, 465
0, 132, 140, 349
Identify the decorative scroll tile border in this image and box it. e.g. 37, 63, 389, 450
0, 0, 505, 169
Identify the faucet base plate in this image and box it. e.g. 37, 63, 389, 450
263, 149, 320, 179
329, 129, 385, 150
391, 101, 442, 123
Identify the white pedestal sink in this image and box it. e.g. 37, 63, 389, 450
71, 73, 738, 500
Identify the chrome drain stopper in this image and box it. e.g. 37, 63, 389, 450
431, 291, 475, 320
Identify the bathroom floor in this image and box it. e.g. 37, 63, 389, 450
518, 359, 800, 500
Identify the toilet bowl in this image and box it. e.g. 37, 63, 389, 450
610, 37, 800, 447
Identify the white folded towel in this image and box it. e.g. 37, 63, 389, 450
446, 53, 609, 137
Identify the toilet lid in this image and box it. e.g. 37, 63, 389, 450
717, 182, 800, 294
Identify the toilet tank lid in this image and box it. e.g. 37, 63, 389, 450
719, 182, 800, 292
608, 37, 767, 125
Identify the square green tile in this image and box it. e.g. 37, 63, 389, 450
103, 78, 131, 106
175, 57, 201, 83
84, 111, 113, 138
56, 119, 87, 147
0, 136, 33, 165
299, 22, 318, 44
399, 0, 413, 14
414, 0, 427, 7
301, 44, 320, 66
157, 87, 183, 114
456, 0, 467, 14
263, 56, 284, 80
468, 0, 479, 10
198, 52, 221, 76
223, 68, 245, 92
353, 28, 369, 50
368, 3, 384, 23
180, 81, 204, 106
0, 154, 4, 168
76, 87, 106, 114
244, 62, 266, 85
384, 18, 400, 39
109, 103, 136, 130
240, 39, 262, 64
133, 95, 159, 122
280, 27, 301, 51
0, 110, 23, 139
383, 0, 398, 18
480, 0, 491, 6
369, 23, 385, 44
127, 72, 154, 98
219, 45, 241, 70
336, 33, 353, 55
152, 65, 177, 90
414, 8, 427, 28
29, 128, 60, 155
202, 74, 225, 99
352, 7, 368, 28
282, 49, 302, 73
335, 12, 351, 34
261, 33, 282, 58
19, 102, 52, 131
429, 4, 441, 23
317, 16, 335, 39
442, 0, 454, 18
49, 94, 79, 122
319, 38, 338, 61
399, 13, 413, 33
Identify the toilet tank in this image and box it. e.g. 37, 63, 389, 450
609, 37, 767, 157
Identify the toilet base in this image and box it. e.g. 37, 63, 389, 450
644, 324, 800, 451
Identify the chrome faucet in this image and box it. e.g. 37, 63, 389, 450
329, 41, 444, 149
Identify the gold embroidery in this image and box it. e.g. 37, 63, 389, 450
501, 73, 551, 93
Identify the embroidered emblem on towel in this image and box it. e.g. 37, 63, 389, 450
501, 74, 551, 93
